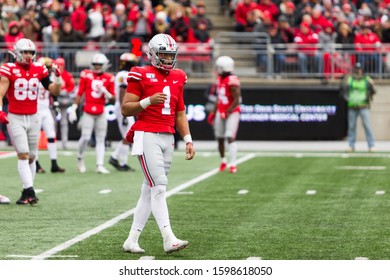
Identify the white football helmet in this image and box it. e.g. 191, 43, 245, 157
147, 34, 178, 71
215, 56, 234, 74
13, 38, 37, 64
91, 53, 109, 73
119, 52, 139, 71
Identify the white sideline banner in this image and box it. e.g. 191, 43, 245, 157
1, 260, 389, 280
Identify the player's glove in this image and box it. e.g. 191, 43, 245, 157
51, 63, 61, 77
0, 111, 9, 124
207, 112, 215, 125
67, 104, 78, 123
97, 85, 113, 100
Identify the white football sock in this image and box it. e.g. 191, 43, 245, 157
228, 142, 237, 166
29, 160, 36, 182
77, 136, 89, 159
119, 143, 130, 166
111, 142, 121, 160
18, 159, 33, 189
161, 225, 176, 240
95, 137, 105, 166
47, 142, 57, 160
151, 185, 171, 230
132, 183, 152, 231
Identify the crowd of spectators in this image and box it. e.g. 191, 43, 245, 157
0, 0, 214, 63
228, 0, 390, 75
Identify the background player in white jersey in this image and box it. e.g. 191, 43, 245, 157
68, 53, 115, 174
121, 34, 195, 254
0, 38, 62, 205
207, 56, 241, 174
34, 57, 65, 174
108, 53, 138, 172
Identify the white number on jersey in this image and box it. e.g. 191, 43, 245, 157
162, 86, 171, 115
217, 85, 229, 105
14, 78, 40, 101
91, 79, 104, 99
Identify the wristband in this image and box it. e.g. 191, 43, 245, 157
183, 134, 192, 144
139, 97, 151, 109
54, 76, 62, 85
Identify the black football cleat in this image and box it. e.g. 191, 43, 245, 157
16, 187, 39, 205
119, 164, 136, 172
36, 161, 45, 174
51, 166, 66, 173
109, 156, 121, 169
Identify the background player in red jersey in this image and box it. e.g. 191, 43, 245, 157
121, 33, 195, 254
68, 53, 115, 174
55, 57, 75, 150
0, 38, 62, 205
207, 56, 241, 174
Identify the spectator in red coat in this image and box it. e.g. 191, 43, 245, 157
257, 0, 279, 21
70, 0, 89, 37
127, 0, 155, 42
294, 22, 323, 74
4, 21, 24, 51
311, 7, 330, 32
354, 23, 382, 73
234, 0, 258, 32
169, 11, 198, 43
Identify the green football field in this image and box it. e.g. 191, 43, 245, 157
1, 146, 390, 261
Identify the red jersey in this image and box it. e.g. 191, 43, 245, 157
126, 65, 187, 134
216, 74, 241, 114
77, 69, 115, 115
60, 70, 75, 93
0, 62, 49, 115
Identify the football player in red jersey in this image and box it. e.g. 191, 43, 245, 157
68, 53, 115, 174
121, 34, 195, 254
0, 38, 62, 205
54, 57, 75, 150
207, 56, 241, 173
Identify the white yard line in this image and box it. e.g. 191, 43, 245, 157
31, 153, 256, 260
0, 151, 16, 159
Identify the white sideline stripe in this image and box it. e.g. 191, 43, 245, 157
238, 189, 249, 195
336, 166, 386, 170
247, 256, 262, 260
99, 189, 112, 194
139, 256, 155, 260
7, 254, 78, 259
375, 190, 386, 195
0, 151, 16, 159
176, 191, 194, 195
31, 153, 256, 260
355, 257, 369, 260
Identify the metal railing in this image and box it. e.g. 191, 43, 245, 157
1, 39, 390, 79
